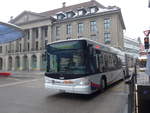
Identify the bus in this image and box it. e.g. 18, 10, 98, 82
124, 52, 137, 76
45, 38, 125, 94
138, 55, 147, 72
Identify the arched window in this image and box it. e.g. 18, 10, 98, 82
0, 58, 3, 70
23, 56, 28, 70
15, 56, 20, 70
41, 54, 46, 70
8, 56, 12, 70
31, 55, 37, 70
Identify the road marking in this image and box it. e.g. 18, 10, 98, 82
0, 79, 41, 88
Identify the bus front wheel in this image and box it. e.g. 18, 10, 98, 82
101, 78, 107, 92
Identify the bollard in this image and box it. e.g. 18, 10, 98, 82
134, 63, 137, 84
126, 73, 136, 113
125, 60, 138, 113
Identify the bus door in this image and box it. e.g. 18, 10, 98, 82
125, 54, 129, 77
101, 52, 112, 84
88, 48, 100, 84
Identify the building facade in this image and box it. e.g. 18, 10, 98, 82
0, 0, 125, 71
124, 36, 140, 58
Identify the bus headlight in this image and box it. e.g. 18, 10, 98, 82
79, 78, 90, 86
45, 77, 52, 83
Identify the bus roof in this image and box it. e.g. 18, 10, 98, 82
48, 38, 92, 45
47, 38, 123, 55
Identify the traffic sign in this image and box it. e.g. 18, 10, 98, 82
144, 36, 149, 49
144, 30, 150, 36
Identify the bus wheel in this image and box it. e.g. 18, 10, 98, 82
101, 78, 106, 92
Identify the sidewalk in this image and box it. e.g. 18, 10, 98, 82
137, 72, 150, 85
123, 104, 128, 113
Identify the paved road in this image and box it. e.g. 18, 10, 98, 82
0, 75, 128, 113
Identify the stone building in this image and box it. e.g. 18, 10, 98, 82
124, 36, 140, 58
0, 0, 125, 71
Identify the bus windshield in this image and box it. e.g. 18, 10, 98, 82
46, 41, 87, 75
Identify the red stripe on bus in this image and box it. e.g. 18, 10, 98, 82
91, 82, 101, 88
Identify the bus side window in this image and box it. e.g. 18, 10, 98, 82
103, 53, 108, 72
112, 54, 116, 70
118, 58, 122, 69
99, 52, 104, 73
114, 55, 118, 69
115, 55, 122, 69
89, 48, 97, 74
96, 50, 101, 73
108, 54, 113, 70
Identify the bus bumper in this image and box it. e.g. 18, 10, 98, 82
45, 83, 92, 94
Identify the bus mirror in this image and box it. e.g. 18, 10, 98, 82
88, 44, 93, 48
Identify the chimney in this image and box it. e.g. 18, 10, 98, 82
10, 16, 13, 20
62, 2, 66, 8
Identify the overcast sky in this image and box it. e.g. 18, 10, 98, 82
0, 0, 149, 40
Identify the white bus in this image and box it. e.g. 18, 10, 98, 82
45, 38, 124, 94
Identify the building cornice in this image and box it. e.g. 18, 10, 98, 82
14, 17, 55, 26
53, 9, 125, 29
9, 11, 48, 23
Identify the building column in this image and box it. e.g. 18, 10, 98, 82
29, 29, 33, 51
20, 55, 23, 71
12, 56, 15, 71
5, 56, 8, 71
14, 41, 17, 53
47, 25, 52, 43
28, 54, 32, 71
36, 53, 41, 71
38, 27, 42, 50
3, 57, 7, 71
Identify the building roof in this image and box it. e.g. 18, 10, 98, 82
124, 36, 139, 43
9, 11, 48, 23
39, 0, 105, 16
9, 0, 125, 29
